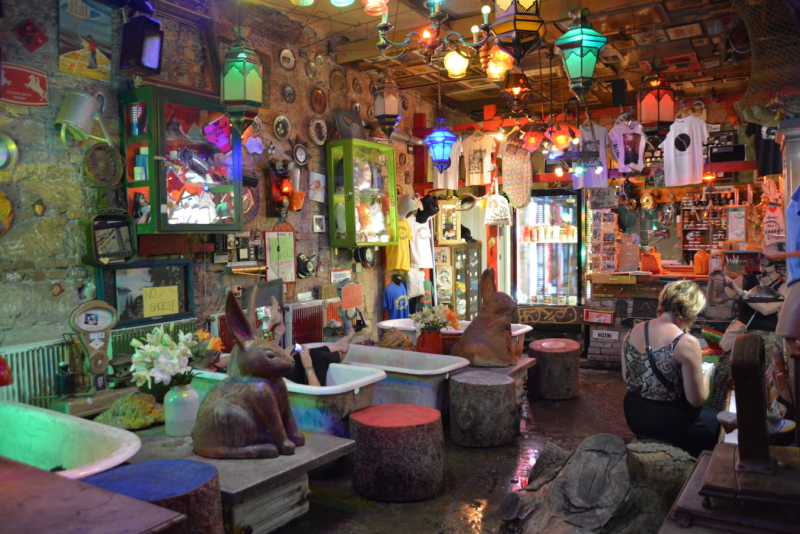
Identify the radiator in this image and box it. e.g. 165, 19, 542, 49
325, 298, 341, 324
285, 300, 326, 346
0, 340, 69, 408
207, 313, 235, 352
111, 319, 198, 357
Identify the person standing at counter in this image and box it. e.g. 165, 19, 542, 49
621, 281, 718, 457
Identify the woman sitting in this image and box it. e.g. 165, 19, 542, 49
622, 280, 719, 457
284, 331, 356, 387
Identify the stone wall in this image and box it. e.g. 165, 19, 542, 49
0, 0, 470, 346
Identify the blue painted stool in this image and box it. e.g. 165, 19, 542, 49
85, 459, 223, 534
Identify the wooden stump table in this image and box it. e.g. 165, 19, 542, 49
349, 404, 444, 502
528, 338, 582, 400
450, 371, 519, 447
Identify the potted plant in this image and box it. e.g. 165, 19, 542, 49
410, 305, 460, 354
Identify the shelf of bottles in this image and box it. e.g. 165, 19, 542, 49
681, 191, 740, 255
516, 193, 580, 306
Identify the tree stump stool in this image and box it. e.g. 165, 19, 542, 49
450, 371, 519, 447
528, 338, 582, 400
84, 459, 223, 534
349, 404, 444, 502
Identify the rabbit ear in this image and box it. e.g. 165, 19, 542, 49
479, 268, 497, 302
226, 291, 255, 347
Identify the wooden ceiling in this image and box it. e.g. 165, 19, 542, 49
257, 0, 752, 120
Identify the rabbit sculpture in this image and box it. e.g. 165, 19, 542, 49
192, 291, 304, 459
451, 268, 518, 367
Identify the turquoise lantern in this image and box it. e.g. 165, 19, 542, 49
555, 8, 607, 102
424, 117, 457, 173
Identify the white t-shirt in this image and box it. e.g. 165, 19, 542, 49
407, 215, 434, 269
574, 124, 609, 189
660, 115, 708, 186
433, 138, 461, 190
609, 121, 646, 173
463, 132, 495, 186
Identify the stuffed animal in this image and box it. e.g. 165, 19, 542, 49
192, 292, 305, 459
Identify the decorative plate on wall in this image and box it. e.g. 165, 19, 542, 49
279, 48, 296, 71
309, 118, 327, 146
243, 186, 261, 222
274, 115, 292, 141
367, 106, 375, 120
305, 61, 317, 79
315, 54, 324, 66
398, 153, 407, 165
0, 133, 19, 172
310, 89, 327, 114
282, 84, 296, 104
330, 70, 345, 92
369, 80, 378, 96
84, 143, 124, 186
351, 101, 361, 112
401, 95, 409, 110
352, 78, 364, 94
293, 144, 309, 166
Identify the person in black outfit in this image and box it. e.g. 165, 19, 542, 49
284, 331, 356, 387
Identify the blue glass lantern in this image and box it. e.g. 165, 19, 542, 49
555, 8, 607, 102
424, 117, 457, 173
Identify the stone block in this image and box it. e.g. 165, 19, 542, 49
67, 268, 89, 279
56, 257, 80, 268
47, 269, 69, 280
25, 271, 47, 282
2, 272, 24, 283
13, 260, 35, 270
0, 259, 12, 271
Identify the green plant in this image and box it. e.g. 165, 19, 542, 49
130, 323, 197, 388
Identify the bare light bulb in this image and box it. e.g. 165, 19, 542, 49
595, 165, 603, 175
555, 167, 564, 177
481, 4, 491, 14
572, 136, 580, 145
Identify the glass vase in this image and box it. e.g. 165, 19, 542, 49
417, 331, 443, 354
164, 384, 200, 437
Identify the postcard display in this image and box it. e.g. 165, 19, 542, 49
119, 86, 243, 234
591, 211, 619, 272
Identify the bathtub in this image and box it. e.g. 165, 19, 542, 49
342, 345, 470, 411
377, 319, 534, 359
193, 362, 386, 438
0, 400, 141, 479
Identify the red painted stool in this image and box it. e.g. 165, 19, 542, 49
349, 404, 444, 502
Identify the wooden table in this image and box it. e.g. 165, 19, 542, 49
0, 456, 186, 534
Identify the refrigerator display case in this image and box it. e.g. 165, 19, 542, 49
514, 189, 585, 306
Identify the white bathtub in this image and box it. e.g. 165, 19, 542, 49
377, 319, 533, 358
0, 400, 141, 479
342, 345, 470, 411
193, 362, 386, 438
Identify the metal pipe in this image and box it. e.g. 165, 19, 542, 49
390, 129, 424, 146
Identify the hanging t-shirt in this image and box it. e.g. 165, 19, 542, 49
407, 215, 434, 269
434, 139, 462, 190
499, 142, 533, 208
384, 219, 411, 271
410, 278, 435, 314
661, 115, 708, 186
746, 123, 782, 177
463, 132, 495, 186
786, 185, 800, 286
574, 124, 609, 188
609, 121, 646, 173
383, 281, 410, 319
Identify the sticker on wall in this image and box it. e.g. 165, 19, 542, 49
13, 19, 49, 52
59, 0, 113, 81
308, 171, 325, 203
0, 63, 49, 107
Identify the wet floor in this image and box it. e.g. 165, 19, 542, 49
273, 369, 633, 534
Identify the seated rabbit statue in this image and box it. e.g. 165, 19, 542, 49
451, 268, 518, 367
192, 291, 305, 459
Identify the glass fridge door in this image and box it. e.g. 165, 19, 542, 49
516, 192, 580, 305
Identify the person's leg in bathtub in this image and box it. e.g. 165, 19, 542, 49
326, 330, 356, 355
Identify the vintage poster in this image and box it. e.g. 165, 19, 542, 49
0, 64, 49, 107
59, 0, 113, 81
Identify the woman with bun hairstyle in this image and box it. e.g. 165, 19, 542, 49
621, 281, 719, 456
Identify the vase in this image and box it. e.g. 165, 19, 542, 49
164, 384, 200, 437
417, 331, 443, 354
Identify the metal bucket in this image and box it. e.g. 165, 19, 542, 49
55, 91, 113, 148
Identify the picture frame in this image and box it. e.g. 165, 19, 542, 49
434, 246, 451, 265
666, 23, 704, 41
96, 259, 195, 328
333, 110, 366, 140
436, 266, 454, 302
435, 199, 461, 245
691, 37, 711, 48
312, 215, 327, 233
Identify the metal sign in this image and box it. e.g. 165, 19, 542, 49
0, 63, 49, 107
592, 329, 620, 340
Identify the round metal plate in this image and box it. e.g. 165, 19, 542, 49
279, 48, 296, 71
84, 143, 124, 186
293, 144, 308, 166
398, 153, 407, 165
305, 61, 317, 79
351, 101, 361, 112
274, 115, 292, 141
330, 70, 345, 92
243, 186, 260, 222
369, 80, 378, 96
354, 246, 376, 268
282, 84, 296, 104
641, 193, 656, 212
627, 198, 638, 210
309, 118, 327, 146
310, 89, 327, 114
367, 106, 375, 120
315, 54, 324, 66
352, 78, 364, 94
0, 133, 19, 172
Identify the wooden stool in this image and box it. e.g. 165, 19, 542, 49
349, 404, 444, 502
84, 459, 223, 534
450, 371, 519, 447
528, 339, 582, 400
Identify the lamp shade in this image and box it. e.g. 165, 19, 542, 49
546, 123, 578, 151
362, 0, 388, 16
424, 117, 457, 173
555, 8, 607, 102
374, 69, 402, 137
638, 70, 675, 124
499, 71, 534, 114
522, 129, 544, 152
331, 0, 355, 5
486, 45, 515, 82
119, 13, 164, 76
444, 50, 469, 79
490, 0, 546, 65
221, 27, 263, 133
291, 0, 314, 5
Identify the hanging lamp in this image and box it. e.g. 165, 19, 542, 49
486, 45, 515, 82
555, 8, 607, 102
638, 69, 675, 124
444, 49, 469, 78
374, 68, 402, 138
491, 0, 546, 65
291, 0, 314, 6
363, 0, 388, 17
330, 0, 354, 6
499, 71, 534, 114
119, 1, 164, 76
522, 129, 544, 152
546, 123, 579, 151
424, 74, 457, 173
221, 27, 263, 133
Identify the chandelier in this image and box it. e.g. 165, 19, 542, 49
499, 71, 534, 114
375, 1, 491, 65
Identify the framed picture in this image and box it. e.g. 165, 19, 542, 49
312, 215, 327, 233
435, 199, 461, 245
702, 58, 722, 70
692, 37, 711, 48
434, 246, 451, 265
630, 30, 668, 46
436, 266, 454, 302
96, 259, 194, 328
333, 110, 366, 140
666, 23, 704, 41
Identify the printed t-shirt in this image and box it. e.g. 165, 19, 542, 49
463, 132, 495, 185
384, 219, 411, 271
410, 278, 435, 314
661, 115, 708, 186
786, 185, 800, 286
746, 123, 782, 177
383, 281, 410, 319
407, 215, 433, 269
434, 139, 462, 190
499, 143, 532, 208
609, 121, 646, 173
574, 124, 609, 188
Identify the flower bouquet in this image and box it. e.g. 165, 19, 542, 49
130, 324, 197, 399
410, 305, 460, 354
190, 329, 224, 370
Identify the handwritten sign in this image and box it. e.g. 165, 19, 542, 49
583, 309, 615, 324
341, 283, 362, 311
143, 286, 178, 318
590, 188, 618, 210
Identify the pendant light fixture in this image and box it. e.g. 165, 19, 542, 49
490, 0, 546, 65
331, 0, 354, 5
363, 0, 388, 16
221, 26, 263, 134
374, 68, 402, 138
444, 49, 469, 78
638, 1, 674, 126
119, 1, 164, 76
499, 71, 534, 114
555, 8, 607, 102
424, 75, 457, 173
485, 45, 515, 82
291, 0, 315, 6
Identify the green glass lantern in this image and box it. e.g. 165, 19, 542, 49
490, 0, 546, 65
221, 27, 263, 133
555, 8, 607, 102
